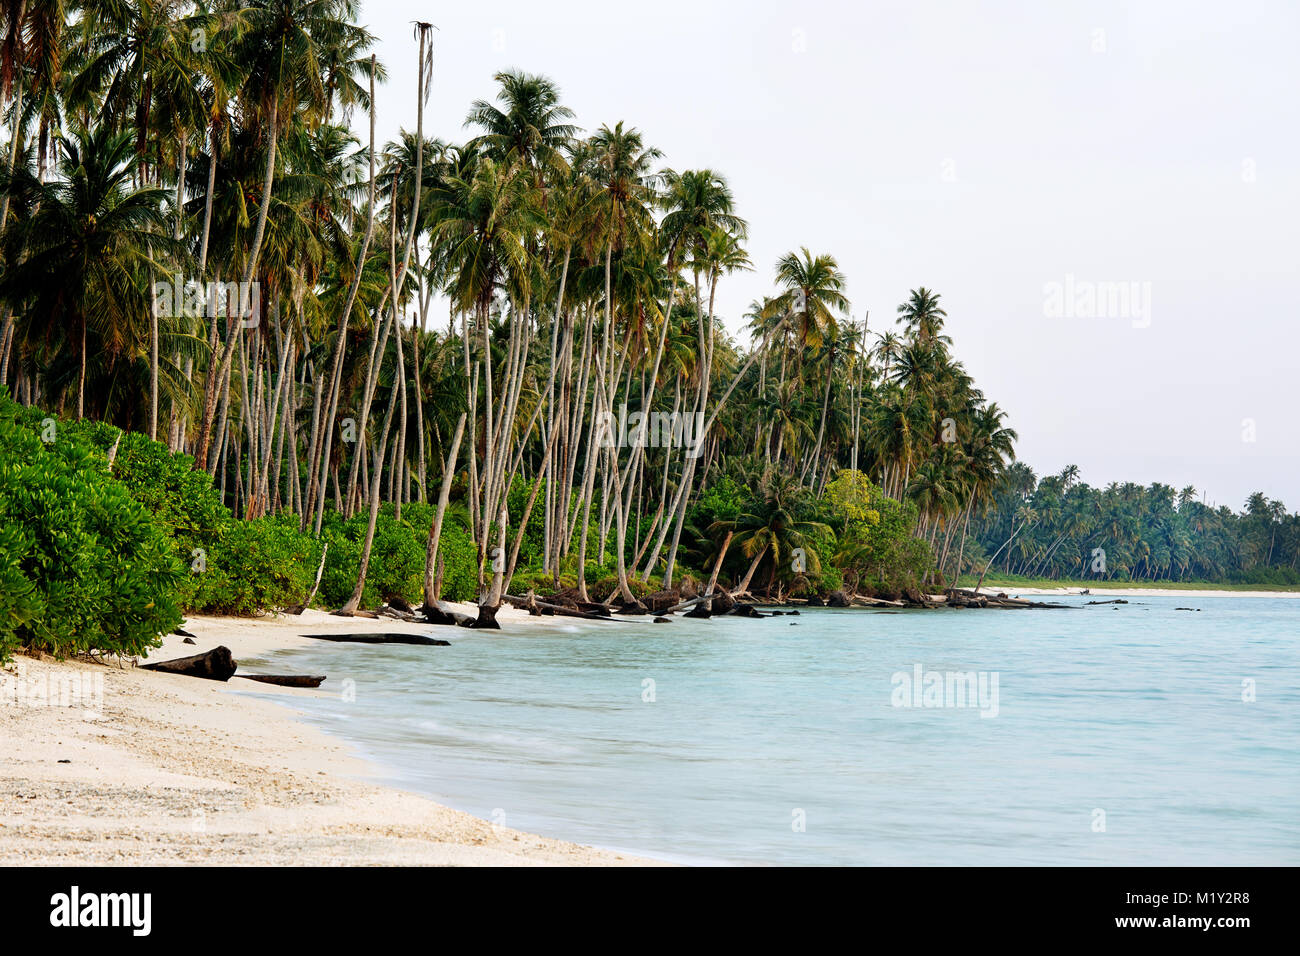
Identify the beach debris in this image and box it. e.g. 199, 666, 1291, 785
665, 593, 710, 614
386, 594, 415, 614
237, 674, 327, 688
711, 588, 737, 613
419, 601, 464, 626
684, 601, 712, 619
850, 595, 906, 608
641, 589, 682, 614
1086, 599, 1128, 605
140, 646, 237, 681
304, 633, 450, 646
502, 593, 625, 621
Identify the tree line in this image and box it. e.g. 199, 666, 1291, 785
1, 2, 1283, 622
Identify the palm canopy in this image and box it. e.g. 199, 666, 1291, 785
771, 247, 849, 352
465, 69, 579, 177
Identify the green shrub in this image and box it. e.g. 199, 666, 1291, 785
107, 431, 231, 606
396, 502, 480, 604
319, 507, 429, 609
188, 514, 319, 615
0, 397, 182, 659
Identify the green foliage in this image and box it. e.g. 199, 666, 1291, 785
691, 474, 746, 527
823, 470, 932, 595
317, 503, 480, 609
504, 478, 546, 571
188, 515, 319, 616
0, 394, 182, 659
106, 431, 231, 606
973, 469, 1300, 584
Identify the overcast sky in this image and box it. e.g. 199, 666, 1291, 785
356, 0, 1299, 511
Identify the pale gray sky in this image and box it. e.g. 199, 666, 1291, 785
358, 0, 1300, 510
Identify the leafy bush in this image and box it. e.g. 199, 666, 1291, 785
823, 470, 932, 595
106, 431, 231, 606
318, 505, 479, 609
0, 396, 182, 659
188, 514, 319, 615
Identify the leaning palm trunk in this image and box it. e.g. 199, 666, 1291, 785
974, 516, 1030, 595
338, 321, 405, 615
422, 413, 467, 607
703, 530, 734, 610
307, 61, 378, 532
196, 95, 279, 472
732, 543, 768, 597
648, 321, 781, 583
0, 63, 25, 389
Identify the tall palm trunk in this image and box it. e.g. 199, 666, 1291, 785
308, 60, 377, 533
196, 96, 278, 471
422, 413, 467, 607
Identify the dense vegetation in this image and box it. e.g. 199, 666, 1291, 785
968, 464, 1300, 586
0, 4, 1292, 656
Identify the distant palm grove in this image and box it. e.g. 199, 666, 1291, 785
0, 3, 1295, 658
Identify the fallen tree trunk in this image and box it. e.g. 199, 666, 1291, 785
237, 674, 327, 688
502, 594, 626, 622
849, 595, 907, 608
141, 646, 237, 681
304, 632, 450, 646
665, 594, 712, 614
420, 601, 464, 626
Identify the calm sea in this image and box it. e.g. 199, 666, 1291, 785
246, 594, 1299, 865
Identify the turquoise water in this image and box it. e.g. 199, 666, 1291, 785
250, 595, 1299, 865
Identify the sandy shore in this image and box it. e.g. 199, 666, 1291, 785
0, 606, 658, 866
987, 585, 1300, 599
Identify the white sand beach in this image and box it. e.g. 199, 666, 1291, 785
988, 586, 1300, 599
0, 608, 659, 866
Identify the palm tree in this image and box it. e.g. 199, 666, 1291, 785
465, 69, 578, 179
772, 248, 848, 353
194, 0, 367, 471
895, 287, 948, 344
0, 124, 179, 419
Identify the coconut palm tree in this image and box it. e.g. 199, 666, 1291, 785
0, 124, 180, 419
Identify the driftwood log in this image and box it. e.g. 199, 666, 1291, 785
237, 674, 327, 688
420, 601, 463, 626
665, 593, 711, 614
141, 646, 237, 681
304, 632, 450, 646
502, 594, 625, 622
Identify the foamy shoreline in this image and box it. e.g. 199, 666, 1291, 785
0, 607, 661, 866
